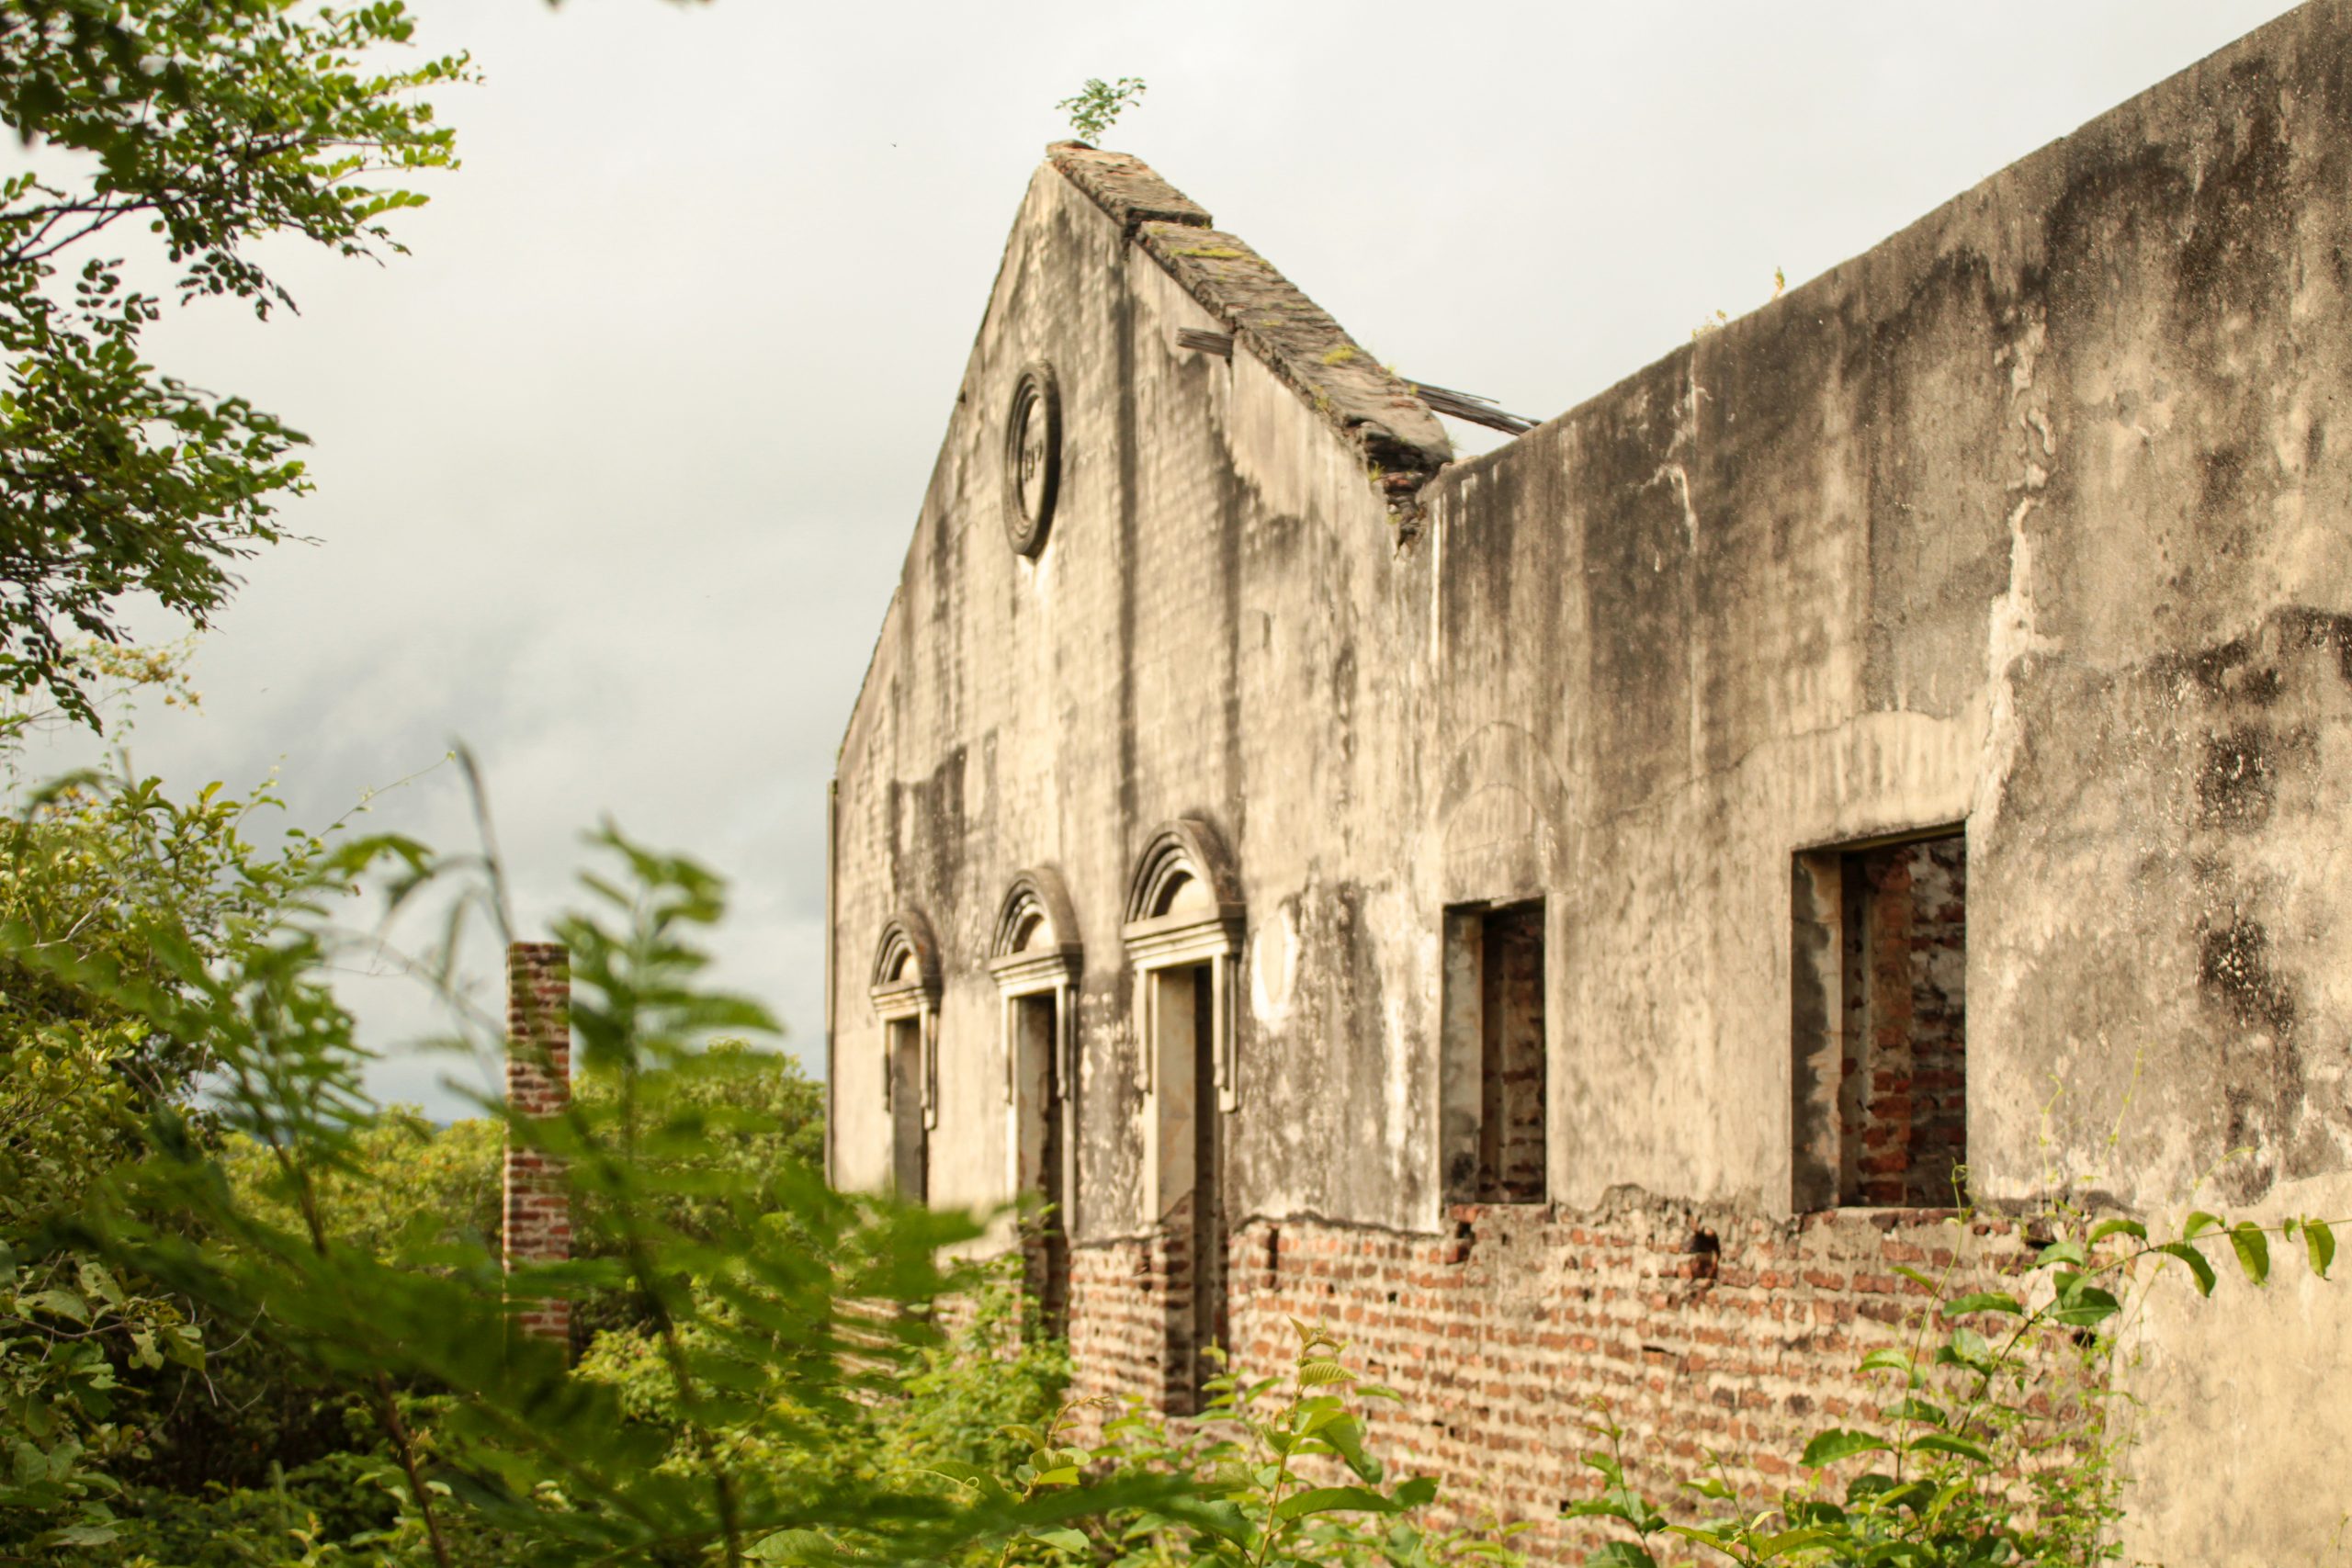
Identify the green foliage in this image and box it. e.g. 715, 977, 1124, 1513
220, 1112, 504, 1263
567, 1042, 830, 1343
0, 682, 335, 1554
876, 1267, 1073, 1482
1000, 1324, 1526, 1568
212, 1043, 826, 1347
1057, 76, 1146, 144
0, 0, 465, 725
6, 813, 1184, 1566
107, 1448, 406, 1568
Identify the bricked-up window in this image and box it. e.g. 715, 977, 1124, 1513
887, 1016, 928, 1203
1440, 900, 1547, 1204
1792, 832, 1967, 1210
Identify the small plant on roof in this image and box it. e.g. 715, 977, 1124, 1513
1059, 76, 1148, 142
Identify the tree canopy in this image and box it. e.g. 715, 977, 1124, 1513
0, 0, 463, 726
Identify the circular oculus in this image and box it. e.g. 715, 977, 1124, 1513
1002, 363, 1061, 556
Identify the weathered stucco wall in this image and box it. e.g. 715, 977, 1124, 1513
829, 152, 1449, 1238
830, 5, 2352, 1559
1414, 0, 2352, 1221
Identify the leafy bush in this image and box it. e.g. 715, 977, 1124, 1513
2, 697, 326, 1551
950, 1323, 1526, 1568
9, 817, 1174, 1566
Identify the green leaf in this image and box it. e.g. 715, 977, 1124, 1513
1320, 1411, 1383, 1483
1892, 1264, 1939, 1293
1274, 1485, 1396, 1522
2305, 1217, 2335, 1280
2036, 1238, 2087, 1269
2155, 1241, 2217, 1296
925, 1461, 989, 1485
1393, 1476, 1441, 1510
1801, 1428, 1890, 1467
748, 1529, 832, 1562
18, 1290, 91, 1325
1755, 1527, 1837, 1558
1859, 1347, 1915, 1379
2050, 1284, 2120, 1326
1164, 1498, 1254, 1547
2089, 1217, 2147, 1244
40, 1522, 119, 1547
1907, 1432, 1995, 1464
1585, 1545, 1660, 1568
1032, 1528, 1091, 1553
2230, 1222, 2270, 1286
2183, 1211, 2224, 1240
1942, 1292, 2024, 1318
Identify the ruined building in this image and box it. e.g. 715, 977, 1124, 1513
826, 6, 2352, 1560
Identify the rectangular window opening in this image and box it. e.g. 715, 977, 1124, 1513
1441, 899, 1547, 1205
887, 1016, 928, 1204
1792, 831, 1968, 1210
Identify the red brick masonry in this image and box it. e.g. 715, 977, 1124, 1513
503, 941, 572, 1347
1070, 1201, 2048, 1561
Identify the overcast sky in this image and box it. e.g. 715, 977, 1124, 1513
40, 0, 2304, 1117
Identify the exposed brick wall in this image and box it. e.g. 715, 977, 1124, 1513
1070, 1201, 2056, 1563
1069, 1235, 1187, 1413
1845, 838, 1967, 1208
503, 941, 572, 1347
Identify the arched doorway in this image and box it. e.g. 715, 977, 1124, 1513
868, 910, 940, 1203
1121, 819, 1243, 1414
989, 869, 1082, 1336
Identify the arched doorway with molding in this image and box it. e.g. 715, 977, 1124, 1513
1120, 819, 1243, 1414
867, 910, 941, 1204
988, 869, 1083, 1336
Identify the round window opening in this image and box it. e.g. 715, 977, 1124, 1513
1002, 363, 1060, 557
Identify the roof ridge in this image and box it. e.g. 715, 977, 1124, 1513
1046, 145, 1452, 509
1047, 141, 1213, 233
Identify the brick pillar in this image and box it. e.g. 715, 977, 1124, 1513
503, 942, 571, 1347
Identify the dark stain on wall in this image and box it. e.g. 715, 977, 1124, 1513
1217, 457, 1247, 844
2197, 727, 2278, 830
1578, 357, 1695, 806
2199, 915, 2295, 1036
905, 746, 967, 916
2173, 61, 2295, 325
1114, 249, 1141, 865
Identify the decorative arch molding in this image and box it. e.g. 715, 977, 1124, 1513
868, 908, 941, 1130
989, 868, 1083, 985
869, 908, 942, 1005
1121, 818, 1245, 1115
1122, 818, 1244, 931
989, 867, 1084, 1115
